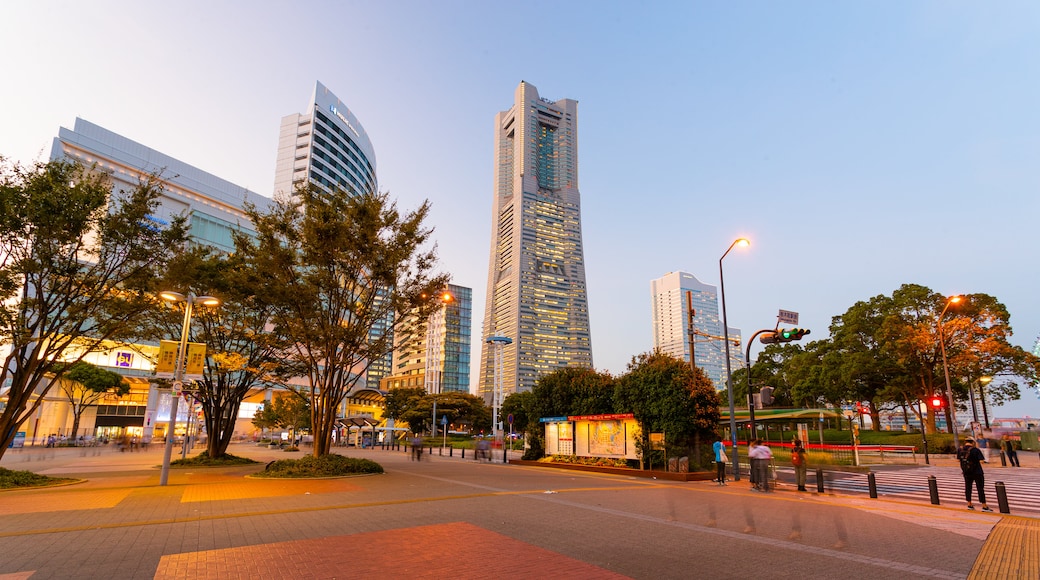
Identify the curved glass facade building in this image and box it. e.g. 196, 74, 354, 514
478, 81, 593, 399
274, 81, 377, 198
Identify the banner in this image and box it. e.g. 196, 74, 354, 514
185, 343, 207, 378
155, 340, 179, 378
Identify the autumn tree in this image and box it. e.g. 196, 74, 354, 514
58, 361, 128, 440
239, 185, 448, 456
0, 159, 187, 458
515, 367, 615, 459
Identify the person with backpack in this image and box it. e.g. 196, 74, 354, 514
791, 439, 808, 492
957, 438, 991, 512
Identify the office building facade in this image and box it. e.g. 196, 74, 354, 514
478, 81, 593, 399
650, 271, 742, 391
383, 284, 472, 395
37, 118, 272, 442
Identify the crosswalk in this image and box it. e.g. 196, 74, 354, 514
774, 466, 1040, 515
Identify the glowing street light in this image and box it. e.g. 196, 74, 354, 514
158, 291, 219, 486
720, 237, 750, 481
937, 295, 962, 448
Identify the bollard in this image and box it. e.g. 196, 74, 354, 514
999, 451, 1006, 467
995, 481, 1011, 514
815, 468, 825, 493
928, 475, 940, 505
503, 447, 508, 463
439, 446, 443, 456
450, 446, 453, 457
461, 447, 466, 460
867, 472, 878, 499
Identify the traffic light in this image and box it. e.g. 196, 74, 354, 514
929, 395, 944, 408
760, 328, 811, 344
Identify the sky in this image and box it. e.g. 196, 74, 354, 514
1, 1, 1037, 418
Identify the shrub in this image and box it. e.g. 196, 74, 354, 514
170, 452, 259, 467
0, 467, 75, 489
255, 454, 384, 478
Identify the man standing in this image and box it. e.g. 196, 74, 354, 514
1002, 435, 1020, 467
957, 438, 992, 512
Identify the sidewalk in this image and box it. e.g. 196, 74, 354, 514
1, 443, 1037, 579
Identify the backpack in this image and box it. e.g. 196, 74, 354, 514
958, 448, 972, 473
792, 449, 804, 467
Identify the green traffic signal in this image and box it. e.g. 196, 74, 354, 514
760, 328, 811, 344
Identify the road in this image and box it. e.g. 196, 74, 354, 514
0, 443, 1033, 579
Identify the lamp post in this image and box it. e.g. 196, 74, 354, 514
937, 295, 962, 449
158, 291, 219, 486
720, 237, 750, 481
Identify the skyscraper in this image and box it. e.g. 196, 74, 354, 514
650, 271, 742, 391
478, 81, 593, 399
274, 81, 389, 389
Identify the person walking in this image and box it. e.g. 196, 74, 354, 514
712, 436, 728, 485
791, 439, 808, 492
957, 438, 992, 512
1002, 435, 1020, 467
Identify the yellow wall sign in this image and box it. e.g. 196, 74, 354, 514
155, 341, 179, 377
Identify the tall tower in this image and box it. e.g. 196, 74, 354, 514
274, 81, 389, 389
651, 272, 741, 391
478, 81, 593, 399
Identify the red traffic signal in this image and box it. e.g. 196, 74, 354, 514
929, 395, 944, 408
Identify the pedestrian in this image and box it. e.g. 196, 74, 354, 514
712, 436, 728, 485
1002, 435, 1020, 467
956, 438, 992, 512
791, 439, 808, 492
748, 439, 773, 491
411, 435, 422, 461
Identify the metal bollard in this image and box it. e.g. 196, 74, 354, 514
439, 446, 443, 456
450, 446, 453, 457
816, 468, 825, 493
868, 472, 878, 498
503, 447, 508, 463
461, 447, 466, 459
999, 451, 1006, 467
928, 475, 940, 505
995, 481, 1011, 514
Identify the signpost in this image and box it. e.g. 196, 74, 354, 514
441, 415, 448, 448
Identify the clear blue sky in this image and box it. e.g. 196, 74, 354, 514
2, 1, 1037, 417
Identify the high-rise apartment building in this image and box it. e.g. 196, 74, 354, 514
650, 271, 742, 391
381, 284, 472, 394
274, 81, 390, 389
478, 81, 593, 399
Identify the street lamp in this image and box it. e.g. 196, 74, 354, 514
937, 295, 962, 449
720, 237, 750, 481
978, 375, 992, 429
158, 291, 219, 486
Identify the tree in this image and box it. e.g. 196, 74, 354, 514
382, 386, 427, 431
252, 403, 278, 440
397, 391, 491, 435
151, 246, 291, 458
614, 352, 719, 469
0, 159, 188, 458
58, 361, 128, 440
270, 391, 310, 446
239, 185, 448, 456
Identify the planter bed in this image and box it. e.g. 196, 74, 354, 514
508, 459, 714, 482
